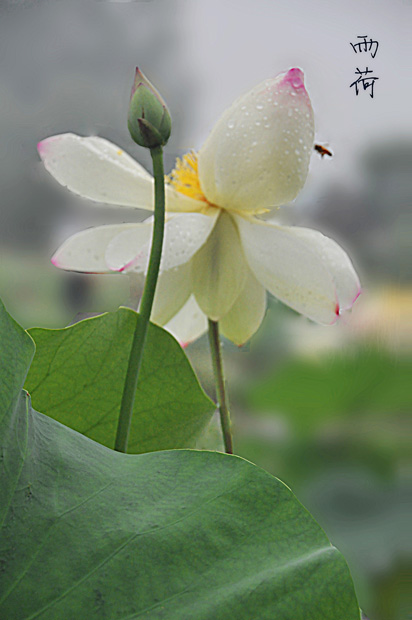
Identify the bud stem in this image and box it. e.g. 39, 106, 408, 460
207, 319, 234, 455
115, 146, 165, 453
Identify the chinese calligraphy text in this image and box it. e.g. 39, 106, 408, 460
350, 35, 379, 59
349, 36, 380, 99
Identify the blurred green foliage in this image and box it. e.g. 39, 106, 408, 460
243, 349, 412, 437
0, 249, 129, 329
231, 346, 411, 620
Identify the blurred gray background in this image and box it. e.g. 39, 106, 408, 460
1, 1, 411, 619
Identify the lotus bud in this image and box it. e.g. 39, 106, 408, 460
128, 67, 171, 149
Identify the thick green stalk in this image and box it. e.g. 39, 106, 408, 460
208, 319, 234, 455
115, 146, 165, 453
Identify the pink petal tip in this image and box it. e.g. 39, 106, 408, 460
114, 255, 138, 273
282, 67, 305, 90
352, 288, 362, 305
335, 303, 340, 317
37, 135, 59, 155
37, 140, 47, 155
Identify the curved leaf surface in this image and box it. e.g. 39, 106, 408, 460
25, 308, 215, 453
0, 299, 360, 619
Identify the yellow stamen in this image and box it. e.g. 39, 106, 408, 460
166, 150, 270, 217
166, 151, 208, 203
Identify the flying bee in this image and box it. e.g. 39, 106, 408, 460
314, 144, 333, 158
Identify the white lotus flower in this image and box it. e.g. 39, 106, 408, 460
38, 68, 361, 345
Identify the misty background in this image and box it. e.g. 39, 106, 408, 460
1, 1, 411, 619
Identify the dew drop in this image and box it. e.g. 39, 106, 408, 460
256, 103, 264, 110
255, 121, 261, 126
227, 120, 235, 129
295, 149, 300, 155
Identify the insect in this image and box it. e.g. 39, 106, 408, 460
314, 144, 333, 158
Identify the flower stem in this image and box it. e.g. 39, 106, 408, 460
207, 319, 234, 455
115, 145, 165, 453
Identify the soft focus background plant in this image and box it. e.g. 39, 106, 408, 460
0, 1, 410, 619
